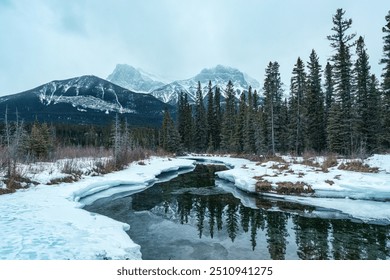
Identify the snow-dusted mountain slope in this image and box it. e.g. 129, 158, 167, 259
151, 65, 260, 105
107, 64, 168, 93
107, 64, 261, 105
0, 75, 172, 126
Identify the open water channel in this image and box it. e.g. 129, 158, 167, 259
85, 164, 390, 260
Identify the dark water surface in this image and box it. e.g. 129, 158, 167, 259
85, 164, 390, 260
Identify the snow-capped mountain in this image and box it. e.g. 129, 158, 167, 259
150, 65, 261, 105
0, 75, 172, 126
107, 64, 168, 93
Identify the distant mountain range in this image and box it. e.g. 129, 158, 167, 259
107, 64, 260, 105
0, 64, 260, 126
0, 75, 171, 126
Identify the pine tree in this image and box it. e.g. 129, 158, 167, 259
220, 80, 236, 152
112, 114, 122, 163
324, 62, 334, 146
289, 57, 307, 155
193, 81, 207, 152
306, 50, 326, 152
327, 8, 356, 155
254, 105, 266, 155
213, 86, 222, 150
327, 102, 344, 154
29, 121, 50, 160
354, 36, 373, 154
233, 92, 247, 153
243, 86, 256, 153
161, 109, 181, 153
366, 75, 381, 152
279, 98, 289, 153
380, 10, 390, 149
177, 92, 186, 145
177, 92, 193, 150
206, 81, 215, 151
263, 62, 284, 154
253, 90, 259, 112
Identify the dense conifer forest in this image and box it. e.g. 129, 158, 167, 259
165, 9, 390, 157
1, 8, 390, 171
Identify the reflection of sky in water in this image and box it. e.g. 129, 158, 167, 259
85, 165, 390, 260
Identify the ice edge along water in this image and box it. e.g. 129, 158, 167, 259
0, 155, 390, 260
0, 157, 196, 260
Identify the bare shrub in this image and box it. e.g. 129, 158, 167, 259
52, 146, 111, 161
321, 154, 338, 172
301, 152, 321, 168
61, 159, 80, 175
92, 158, 117, 175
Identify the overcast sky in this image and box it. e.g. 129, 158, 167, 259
0, 0, 388, 96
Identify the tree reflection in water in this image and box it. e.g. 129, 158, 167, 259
86, 164, 390, 260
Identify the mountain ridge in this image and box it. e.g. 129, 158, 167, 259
0, 75, 172, 126
107, 64, 261, 105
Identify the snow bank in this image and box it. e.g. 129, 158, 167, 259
184, 155, 390, 225
1, 153, 389, 260
0, 157, 195, 260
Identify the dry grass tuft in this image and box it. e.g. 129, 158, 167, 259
338, 160, 379, 173
254, 176, 272, 192
270, 163, 290, 171
276, 181, 314, 195
321, 154, 339, 172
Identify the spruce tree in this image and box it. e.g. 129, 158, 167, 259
380, 10, 390, 149
213, 86, 222, 150
243, 86, 256, 153
327, 8, 356, 154
194, 81, 207, 152
29, 121, 49, 160
354, 36, 373, 154
177, 92, 186, 145
177, 92, 193, 150
206, 81, 215, 151
220, 80, 236, 152
233, 92, 247, 153
254, 105, 266, 155
279, 98, 289, 153
263, 62, 284, 154
366, 75, 381, 152
161, 109, 181, 153
289, 57, 307, 155
306, 50, 326, 152
324, 62, 334, 146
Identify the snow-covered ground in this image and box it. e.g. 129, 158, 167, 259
0, 154, 389, 260
0, 157, 195, 260
184, 154, 390, 225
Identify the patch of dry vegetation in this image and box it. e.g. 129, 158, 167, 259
276, 181, 314, 195
52, 146, 111, 160
47, 175, 79, 185
321, 154, 339, 172
255, 179, 273, 192
0, 172, 38, 194
338, 160, 379, 173
254, 176, 314, 196
270, 163, 290, 171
